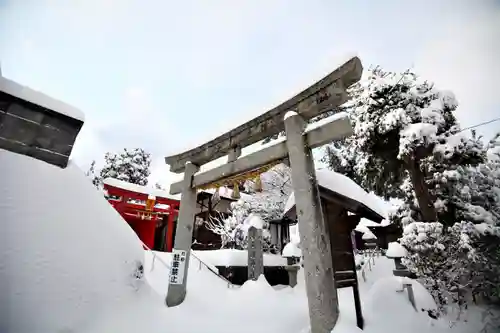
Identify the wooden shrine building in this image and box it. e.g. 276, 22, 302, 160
354, 221, 402, 250
283, 169, 385, 278
103, 178, 180, 252
193, 187, 252, 250
282, 168, 385, 328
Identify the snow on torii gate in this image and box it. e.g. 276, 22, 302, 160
165, 56, 363, 333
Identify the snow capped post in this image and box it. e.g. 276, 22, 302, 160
386, 241, 409, 274
166, 161, 199, 307
284, 110, 340, 333
282, 239, 302, 287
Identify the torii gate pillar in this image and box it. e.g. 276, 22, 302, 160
165, 162, 199, 307
284, 111, 339, 333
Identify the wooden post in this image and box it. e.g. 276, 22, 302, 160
284, 111, 339, 333
247, 226, 264, 281
348, 239, 364, 329
404, 283, 417, 310
166, 162, 199, 307
352, 283, 364, 329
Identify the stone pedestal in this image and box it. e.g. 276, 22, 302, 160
285, 265, 300, 287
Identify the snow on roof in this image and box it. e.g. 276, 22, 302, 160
362, 231, 377, 240
358, 218, 382, 228
103, 177, 181, 201
386, 241, 407, 258
283, 169, 387, 221
355, 224, 371, 234
0, 75, 85, 122
0, 150, 145, 332
282, 242, 302, 258
303, 112, 349, 132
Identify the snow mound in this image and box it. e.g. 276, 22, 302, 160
364, 277, 438, 331
386, 242, 407, 258
239, 274, 274, 293
0, 151, 146, 332
244, 214, 265, 229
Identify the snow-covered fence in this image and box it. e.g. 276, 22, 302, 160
142, 240, 234, 287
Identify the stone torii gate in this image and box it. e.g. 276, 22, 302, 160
165, 57, 363, 333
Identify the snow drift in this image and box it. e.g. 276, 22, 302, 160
0, 151, 145, 332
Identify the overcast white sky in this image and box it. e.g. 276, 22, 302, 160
1, 0, 499, 188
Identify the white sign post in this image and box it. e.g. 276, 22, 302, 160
169, 249, 187, 285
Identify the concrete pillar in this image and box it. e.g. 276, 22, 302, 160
247, 226, 264, 281
284, 111, 339, 333
166, 162, 199, 307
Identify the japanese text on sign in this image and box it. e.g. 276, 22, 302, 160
169, 249, 187, 285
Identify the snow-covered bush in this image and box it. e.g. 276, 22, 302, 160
205, 165, 292, 253
321, 66, 499, 321
206, 201, 275, 252
401, 221, 500, 314
323, 67, 485, 223
100, 148, 151, 186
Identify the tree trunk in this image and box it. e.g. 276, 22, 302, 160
406, 158, 438, 222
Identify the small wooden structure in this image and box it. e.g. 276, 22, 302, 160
0, 74, 84, 168
353, 221, 401, 250
103, 178, 180, 251
367, 223, 401, 249
193, 187, 250, 250
283, 169, 385, 329
269, 216, 297, 253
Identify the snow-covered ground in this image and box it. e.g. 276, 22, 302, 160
0, 150, 490, 333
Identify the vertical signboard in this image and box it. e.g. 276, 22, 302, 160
169, 249, 187, 285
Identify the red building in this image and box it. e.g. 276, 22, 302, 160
103, 178, 180, 252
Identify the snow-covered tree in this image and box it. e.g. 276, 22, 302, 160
324, 67, 485, 223
99, 148, 151, 186
205, 164, 292, 253
322, 67, 500, 317
85, 160, 102, 188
